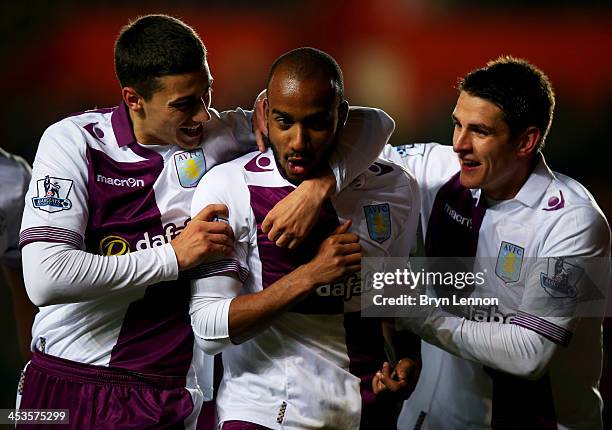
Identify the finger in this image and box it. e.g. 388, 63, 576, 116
261, 214, 274, 234
381, 362, 391, 378
337, 243, 362, 255
342, 253, 362, 265
332, 219, 352, 235
194, 204, 229, 221
287, 238, 301, 250
266, 225, 282, 243
373, 372, 388, 394
275, 233, 294, 248
333, 233, 360, 244
206, 233, 235, 247
200, 222, 235, 239
205, 244, 233, 258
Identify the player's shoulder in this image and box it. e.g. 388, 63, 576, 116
536, 169, 611, 251
359, 158, 417, 190
0, 148, 31, 187
197, 150, 258, 189
0, 147, 30, 173
42, 107, 115, 146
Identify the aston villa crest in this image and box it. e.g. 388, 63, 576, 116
495, 241, 524, 283
363, 203, 391, 243
174, 149, 206, 188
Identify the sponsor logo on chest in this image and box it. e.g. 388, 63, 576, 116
443, 203, 472, 228
96, 174, 144, 188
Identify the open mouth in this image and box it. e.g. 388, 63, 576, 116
180, 124, 203, 139
461, 159, 481, 168
287, 157, 310, 176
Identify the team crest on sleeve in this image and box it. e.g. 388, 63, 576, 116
495, 241, 524, 283
540, 257, 582, 298
363, 203, 391, 243
174, 149, 206, 188
394, 144, 426, 158
32, 175, 73, 213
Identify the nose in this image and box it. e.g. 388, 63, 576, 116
290, 124, 309, 153
453, 127, 471, 153
193, 97, 211, 123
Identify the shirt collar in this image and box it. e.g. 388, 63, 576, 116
111, 102, 137, 148
468, 154, 555, 208
513, 154, 555, 208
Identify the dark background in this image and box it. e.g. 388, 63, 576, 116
1, 0, 611, 426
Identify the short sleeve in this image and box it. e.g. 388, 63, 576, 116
19, 120, 89, 250
187, 162, 253, 282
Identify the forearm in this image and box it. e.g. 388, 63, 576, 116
22, 241, 178, 306
229, 265, 316, 344
407, 311, 557, 378
329, 107, 395, 192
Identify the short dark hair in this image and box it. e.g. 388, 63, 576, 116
266, 47, 344, 101
457, 56, 555, 151
114, 14, 207, 100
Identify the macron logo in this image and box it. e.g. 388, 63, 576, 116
96, 174, 144, 188
444, 203, 472, 228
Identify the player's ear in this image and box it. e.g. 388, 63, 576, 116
516, 126, 540, 158
122, 87, 144, 113
263, 97, 270, 124
338, 100, 349, 127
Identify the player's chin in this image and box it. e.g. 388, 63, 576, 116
459, 172, 482, 190
176, 133, 202, 150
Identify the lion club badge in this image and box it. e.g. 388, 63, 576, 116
32, 175, 74, 213
363, 203, 391, 243
174, 149, 206, 188
495, 241, 524, 283
540, 257, 582, 298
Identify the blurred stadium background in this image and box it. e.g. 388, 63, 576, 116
1, 0, 610, 426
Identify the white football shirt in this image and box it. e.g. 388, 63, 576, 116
382, 143, 611, 430
190, 149, 419, 429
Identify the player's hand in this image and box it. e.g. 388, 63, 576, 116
303, 220, 361, 285
262, 171, 335, 249
171, 204, 235, 270
252, 90, 267, 152
372, 358, 421, 400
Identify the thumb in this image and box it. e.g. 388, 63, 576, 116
193, 204, 229, 221
333, 219, 352, 235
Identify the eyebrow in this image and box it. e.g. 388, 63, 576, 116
169, 81, 214, 105
271, 108, 292, 120
452, 114, 495, 134
271, 108, 331, 121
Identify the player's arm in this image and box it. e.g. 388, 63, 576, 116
401, 205, 611, 379
21, 121, 234, 306
252, 97, 395, 248
190, 220, 360, 354
188, 167, 361, 353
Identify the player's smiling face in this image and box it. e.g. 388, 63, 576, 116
265, 69, 348, 184
135, 66, 213, 150
452, 91, 526, 200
